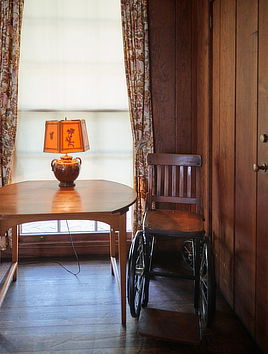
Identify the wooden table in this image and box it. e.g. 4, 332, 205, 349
0, 180, 136, 325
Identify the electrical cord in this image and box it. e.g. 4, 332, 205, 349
20, 220, 81, 276
53, 220, 81, 276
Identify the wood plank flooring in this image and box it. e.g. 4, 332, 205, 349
0, 255, 261, 353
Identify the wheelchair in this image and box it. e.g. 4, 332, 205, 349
127, 153, 216, 329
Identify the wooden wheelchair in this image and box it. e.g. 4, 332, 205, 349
127, 153, 216, 332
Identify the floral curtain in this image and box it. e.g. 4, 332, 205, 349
0, 0, 24, 249
121, 0, 154, 232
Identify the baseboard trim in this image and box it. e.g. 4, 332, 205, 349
2, 232, 132, 259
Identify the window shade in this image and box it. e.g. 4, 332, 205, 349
18, 0, 128, 110
15, 0, 132, 188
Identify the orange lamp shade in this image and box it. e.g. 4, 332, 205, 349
43, 119, 89, 153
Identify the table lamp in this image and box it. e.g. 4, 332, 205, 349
43, 119, 89, 188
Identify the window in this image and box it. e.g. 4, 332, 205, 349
20, 218, 132, 234
15, 0, 132, 234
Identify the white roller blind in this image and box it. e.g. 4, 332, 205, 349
15, 0, 133, 188
19, 0, 128, 110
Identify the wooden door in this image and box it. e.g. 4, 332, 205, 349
256, 0, 268, 349
212, 0, 268, 351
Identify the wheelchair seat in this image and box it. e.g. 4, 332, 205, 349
144, 208, 204, 237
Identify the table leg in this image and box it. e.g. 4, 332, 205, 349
0, 227, 18, 307
118, 213, 127, 326
12, 226, 18, 281
109, 227, 116, 275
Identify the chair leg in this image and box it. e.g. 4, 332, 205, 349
193, 237, 201, 311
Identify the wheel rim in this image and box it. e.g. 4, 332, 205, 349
133, 240, 145, 313
199, 240, 216, 328
127, 232, 146, 318
199, 242, 209, 327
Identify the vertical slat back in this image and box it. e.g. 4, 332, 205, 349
187, 166, 192, 198
156, 165, 161, 195
179, 166, 184, 197
164, 166, 169, 196
171, 166, 176, 196
147, 153, 202, 211
195, 167, 201, 213
148, 165, 154, 209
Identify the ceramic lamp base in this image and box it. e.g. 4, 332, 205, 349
51, 155, 82, 188
58, 181, 76, 188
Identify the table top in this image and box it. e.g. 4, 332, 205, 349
0, 180, 137, 216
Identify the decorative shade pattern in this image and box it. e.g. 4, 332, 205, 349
43, 119, 90, 154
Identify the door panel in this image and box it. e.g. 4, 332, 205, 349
256, 0, 268, 350
212, 0, 268, 351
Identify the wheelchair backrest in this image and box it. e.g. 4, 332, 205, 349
147, 153, 202, 214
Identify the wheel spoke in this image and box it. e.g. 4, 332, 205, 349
200, 278, 208, 290
200, 287, 208, 304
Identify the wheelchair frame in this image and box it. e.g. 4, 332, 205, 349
127, 229, 216, 329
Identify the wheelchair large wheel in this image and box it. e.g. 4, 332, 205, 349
127, 231, 146, 318
199, 238, 216, 328
141, 234, 154, 308
182, 239, 194, 269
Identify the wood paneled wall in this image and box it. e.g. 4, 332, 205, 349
195, 0, 210, 231
212, 0, 236, 309
148, 0, 197, 155
148, 0, 210, 226
235, 0, 258, 336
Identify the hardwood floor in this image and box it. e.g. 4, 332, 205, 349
0, 255, 261, 353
